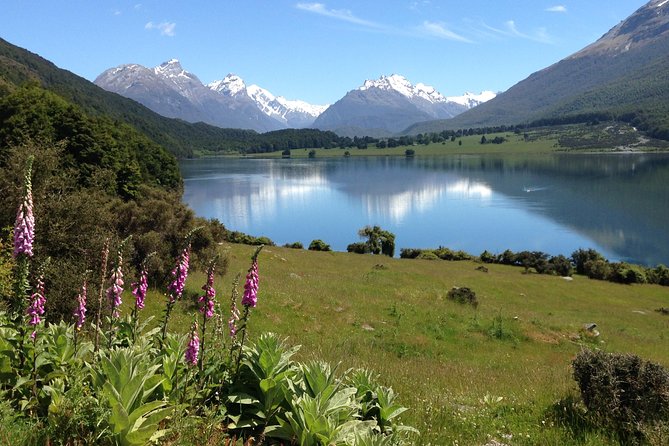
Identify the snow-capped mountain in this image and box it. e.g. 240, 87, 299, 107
96, 63, 492, 134
207, 75, 328, 128
96, 61, 283, 132
311, 74, 494, 136
446, 91, 497, 109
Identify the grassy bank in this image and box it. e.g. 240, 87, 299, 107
140, 243, 669, 445
238, 123, 669, 159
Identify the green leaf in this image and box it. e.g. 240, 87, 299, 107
110, 403, 130, 433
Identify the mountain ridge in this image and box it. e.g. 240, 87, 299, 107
312, 74, 494, 137
404, 0, 669, 137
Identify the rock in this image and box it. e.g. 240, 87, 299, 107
361, 323, 375, 331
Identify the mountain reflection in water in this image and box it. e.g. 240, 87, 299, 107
181, 153, 669, 266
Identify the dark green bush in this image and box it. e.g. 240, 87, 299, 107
584, 259, 612, 281
479, 250, 495, 263
308, 239, 331, 251
399, 248, 423, 259
347, 242, 370, 254
446, 286, 478, 308
572, 248, 605, 275
434, 247, 472, 261
283, 241, 303, 249
572, 349, 669, 443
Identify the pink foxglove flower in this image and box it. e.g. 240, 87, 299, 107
27, 274, 46, 339
106, 253, 124, 318
132, 267, 148, 310
199, 264, 216, 319
242, 258, 260, 308
13, 161, 34, 258
185, 321, 199, 366
74, 279, 87, 330
241, 258, 259, 308
167, 245, 190, 303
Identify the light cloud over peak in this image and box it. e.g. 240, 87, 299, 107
420, 21, 472, 43
546, 5, 567, 13
295, 3, 381, 28
483, 20, 554, 44
145, 21, 176, 37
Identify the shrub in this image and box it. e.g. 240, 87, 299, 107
399, 248, 423, 259
549, 254, 574, 277
446, 286, 478, 308
608, 262, 647, 284
572, 248, 605, 275
572, 349, 669, 442
479, 250, 495, 264
308, 239, 331, 251
283, 241, 303, 249
434, 247, 472, 261
417, 251, 439, 261
647, 264, 669, 285
584, 259, 611, 280
347, 242, 370, 254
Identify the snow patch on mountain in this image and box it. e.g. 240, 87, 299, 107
360, 74, 447, 103
446, 91, 497, 108
207, 77, 328, 126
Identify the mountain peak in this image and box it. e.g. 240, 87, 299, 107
359, 74, 447, 103
208, 73, 247, 96
571, 0, 669, 58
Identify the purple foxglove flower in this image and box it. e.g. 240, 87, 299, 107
241, 258, 259, 308
13, 179, 34, 259
167, 245, 190, 303
74, 280, 87, 330
106, 253, 124, 318
199, 265, 216, 319
27, 274, 45, 338
185, 321, 200, 366
132, 267, 148, 310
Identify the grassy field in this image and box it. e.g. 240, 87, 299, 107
241, 123, 669, 160
138, 243, 669, 445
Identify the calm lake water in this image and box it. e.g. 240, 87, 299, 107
180, 153, 669, 266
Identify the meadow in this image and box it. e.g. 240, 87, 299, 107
242, 123, 669, 159
150, 242, 669, 445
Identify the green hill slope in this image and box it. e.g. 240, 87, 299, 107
405, 0, 669, 138
0, 37, 265, 157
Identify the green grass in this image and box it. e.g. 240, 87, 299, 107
241, 123, 669, 160
136, 243, 669, 445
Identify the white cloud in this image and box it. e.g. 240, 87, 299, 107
113, 10, 121, 16
145, 21, 176, 37
295, 3, 381, 28
419, 21, 472, 43
482, 20, 553, 44
546, 5, 567, 13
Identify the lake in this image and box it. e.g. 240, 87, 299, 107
180, 153, 669, 266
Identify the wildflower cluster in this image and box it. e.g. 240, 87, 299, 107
199, 263, 216, 319
132, 266, 148, 310
168, 245, 190, 303
106, 253, 124, 318
27, 274, 45, 339
74, 279, 87, 330
13, 157, 34, 259
242, 257, 259, 308
185, 320, 200, 366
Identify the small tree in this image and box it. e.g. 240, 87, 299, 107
405, 149, 415, 157
308, 239, 330, 251
357, 226, 395, 257
308, 149, 316, 158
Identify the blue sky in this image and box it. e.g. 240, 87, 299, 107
0, 1, 644, 105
